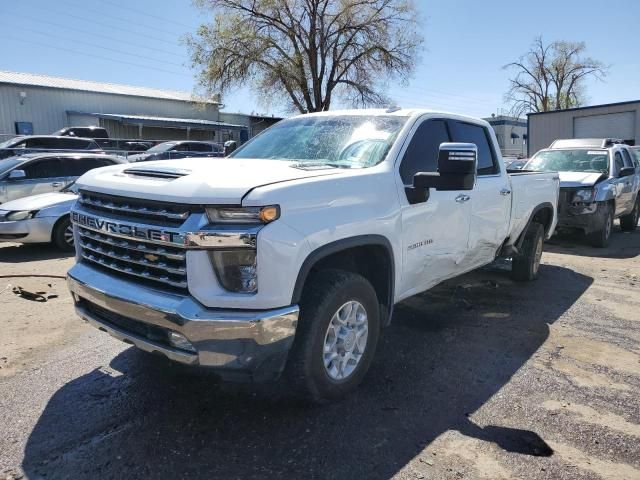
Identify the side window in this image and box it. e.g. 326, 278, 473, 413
25, 138, 56, 149
621, 149, 633, 168
22, 158, 63, 179
60, 138, 91, 149
399, 119, 450, 185
63, 158, 114, 176
614, 152, 624, 173
190, 143, 211, 152
449, 121, 498, 175
632, 150, 640, 167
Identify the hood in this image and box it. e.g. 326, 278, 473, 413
558, 171, 606, 188
75, 157, 343, 204
0, 192, 78, 211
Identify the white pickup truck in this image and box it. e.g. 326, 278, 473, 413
67, 109, 559, 402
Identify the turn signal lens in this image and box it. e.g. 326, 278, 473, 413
206, 206, 280, 224
258, 206, 279, 223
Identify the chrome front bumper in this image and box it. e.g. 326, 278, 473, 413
68, 263, 299, 381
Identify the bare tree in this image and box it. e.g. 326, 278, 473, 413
186, 0, 423, 113
504, 37, 607, 117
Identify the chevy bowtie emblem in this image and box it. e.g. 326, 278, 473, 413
144, 253, 159, 262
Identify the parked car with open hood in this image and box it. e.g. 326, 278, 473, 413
524, 139, 640, 247
0, 135, 102, 160
128, 140, 223, 162
0, 153, 125, 204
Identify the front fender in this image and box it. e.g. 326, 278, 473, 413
595, 181, 617, 202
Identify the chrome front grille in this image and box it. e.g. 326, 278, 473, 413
78, 191, 193, 226
76, 226, 188, 291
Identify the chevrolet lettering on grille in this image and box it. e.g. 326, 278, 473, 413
71, 211, 185, 246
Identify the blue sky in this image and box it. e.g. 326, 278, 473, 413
1, 0, 637, 118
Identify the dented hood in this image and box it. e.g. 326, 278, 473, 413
74, 157, 341, 204
558, 171, 607, 188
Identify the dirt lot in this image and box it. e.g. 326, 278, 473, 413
0, 225, 639, 480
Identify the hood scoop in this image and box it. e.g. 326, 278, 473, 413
123, 166, 192, 179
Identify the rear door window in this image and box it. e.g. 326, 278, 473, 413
448, 121, 499, 175
621, 149, 634, 168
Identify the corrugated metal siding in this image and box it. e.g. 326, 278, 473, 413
0, 70, 209, 103
0, 84, 220, 135
528, 102, 640, 155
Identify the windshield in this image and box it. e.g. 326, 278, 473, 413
0, 138, 19, 149
231, 115, 409, 168
0, 158, 24, 177
524, 149, 609, 174
146, 142, 176, 153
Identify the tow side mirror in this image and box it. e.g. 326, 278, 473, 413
413, 143, 478, 191
8, 169, 26, 180
618, 166, 635, 178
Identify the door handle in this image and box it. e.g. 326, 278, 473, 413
51, 182, 63, 187
500, 188, 511, 196
455, 194, 470, 203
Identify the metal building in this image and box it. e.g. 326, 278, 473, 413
483, 115, 528, 157
527, 100, 640, 156
0, 70, 281, 143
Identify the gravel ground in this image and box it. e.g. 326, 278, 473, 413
0, 225, 639, 480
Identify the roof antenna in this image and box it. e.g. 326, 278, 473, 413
385, 105, 401, 113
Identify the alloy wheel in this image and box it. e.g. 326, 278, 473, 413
323, 300, 369, 381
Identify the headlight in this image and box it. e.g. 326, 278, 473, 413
572, 189, 595, 203
209, 250, 257, 293
6, 210, 37, 221
206, 205, 279, 224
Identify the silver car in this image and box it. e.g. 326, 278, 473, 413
0, 153, 125, 205
0, 184, 79, 250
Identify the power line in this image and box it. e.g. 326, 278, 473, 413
2, 11, 187, 60
0, 21, 187, 69
99, 0, 195, 30
58, 0, 189, 36
392, 85, 499, 107
32, 4, 185, 50
0, 34, 193, 78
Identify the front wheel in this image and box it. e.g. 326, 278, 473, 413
52, 216, 75, 252
620, 198, 639, 232
588, 203, 613, 248
511, 222, 544, 281
285, 269, 380, 403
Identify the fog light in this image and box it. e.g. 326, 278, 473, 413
167, 331, 196, 353
209, 250, 258, 293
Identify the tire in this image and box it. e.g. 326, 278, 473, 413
285, 269, 380, 403
620, 197, 639, 232
52, 216, 75, 252
588, 203, 613, 248
511, 222, 544, 282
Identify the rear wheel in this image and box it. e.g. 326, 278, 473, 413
620, 198, 639, 232
588, 203, 613, 248
511, 222, 544, 281
52, 216, 75, 252
285, 269, 380, 403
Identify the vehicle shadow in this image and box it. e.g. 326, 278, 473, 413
22, 264, 592, 479
0, 243, 72, 263
546, 225, 640, 259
